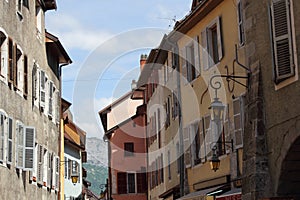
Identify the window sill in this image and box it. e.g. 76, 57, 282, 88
275, 74, 298, 91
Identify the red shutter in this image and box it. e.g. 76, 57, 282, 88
117, 172, 127, 194
137, 173, 147, 193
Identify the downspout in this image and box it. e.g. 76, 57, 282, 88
58, 62, 71, 200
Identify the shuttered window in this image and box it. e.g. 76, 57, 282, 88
168, 151, 171, 180
183, 127, 191, 167
7, 118, 13, 164
64, 157, 68, 178
24, 127, 35, 170
16, 123, 24, 168
47, 152, 52, 188
48, 81, 54, 117
43, 149, 48, 186
117, 172, 127, 194
127, 173, 136, 193
55, 156, 59, 191
0, 113, 4, 162
204, 115, 212, 158
0, 31, 7, 77
8, 38, 13, 84
237, 0, 245, 45
271, 0, 295, 83
199, 119, 206, 162
137, 172, 147, 193
185, 36, 201, 83
124, 142, 134, 157
23, 55, 28, 97
202, 16, 223, 70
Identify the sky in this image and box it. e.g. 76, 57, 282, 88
45, 1, 192, 138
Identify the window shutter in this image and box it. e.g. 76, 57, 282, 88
42, 149, 48, 186
55, 91, 60, 124
217, 16, 223, 61
183, 127, 191, 167
117, 172, 127, 194
40, 70, 46, 109
199, 119, 206, 162
0, 113, 4, 162
23, 55, 28, 97
181, 48, 188, 84
47, 152, 52, 188
16, 123, 24, 169
55, 156, 59, 191
201, 29, 209, 71
37, 144, 43, 184
64, 157, 68, 178
68, 159, 72, 179
7, 117, 13, 164
204, 115, 212, 158
8, 38, 13, 83
13, 44, 18, 88
172, 45, 179, 70
271, 0, 294, 82
48, 82, 53, 117
237, 0, 245, 45
24, 127, 35, 170
194, 36, 201, 77
233, 97, 243, 148
137, 172, 147, 193
189, 125, 196, 166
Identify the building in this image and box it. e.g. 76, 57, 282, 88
241, 0, 300, 199
99, 91, 147, 200
0, 0, 71, 199
61, 99, 87, 200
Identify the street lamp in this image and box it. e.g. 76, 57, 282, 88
210, 146, 220, 172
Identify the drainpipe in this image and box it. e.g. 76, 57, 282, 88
58, 62, 71, 200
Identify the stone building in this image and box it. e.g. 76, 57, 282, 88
0, 0, 71, 199
242, 0, 300, 199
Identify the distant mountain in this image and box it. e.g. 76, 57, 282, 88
84, 137, 108, 196
86, 137, 108, 167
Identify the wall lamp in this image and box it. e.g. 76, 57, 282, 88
208, 44, 250, 172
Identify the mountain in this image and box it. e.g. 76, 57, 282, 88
84, 137, 108, 196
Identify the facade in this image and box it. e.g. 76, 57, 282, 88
63, 109, 87, 200
0, 0, 71, 199
99, 91, 147, 200
242, 0, 300, 199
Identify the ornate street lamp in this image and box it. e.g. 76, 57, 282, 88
210, 146, 221, 172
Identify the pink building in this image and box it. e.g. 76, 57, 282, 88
99, 91, 147, 200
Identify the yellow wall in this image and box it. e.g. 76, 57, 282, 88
60, 118, 65, 200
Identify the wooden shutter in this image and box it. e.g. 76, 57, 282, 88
7, 118, 13, 164
37, 144, 43, 184
13, 44, 18, 88
160, 154, 164, 182
48, 81, 53, 117
23, 55, 28, 97
55, 156, 59, 191
8, 38, 13, 83
237, 0, 245, 45
16, 123, 24, 168
183, 127, 191, 167
204, 115, 212, 158
194, 36, 201, 77
137, 172, 147, 193
40, 70, 46, 109
181, 48, 188, 84
201, 29, 209, 70
47, 152, 52, 188
199, 119, 206, 162
42, 149, 48, 186
271, 0, 294, 82
217, 16, 223, 61
0, 113, 4, 162
117, 172, 127, 194
233, 97, 243, 148
68, 159, 72, 179
24, 127, 35, 170
55, 91, 60, 124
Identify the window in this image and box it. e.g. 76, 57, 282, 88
16, 122, 24, 169
7, 118, 13, 164
191, 122, 201, 166
23, 55, 28, 97
8, 38, 13, 84
0, 114, 13, 165
36, 144, 43, 184
127, 173, 136, 193
202, 17, 223, 70
54, 156, 59, 191
172, 91, 179, 119
35, 4, 42, 39
14, 46, 22, 90
47, 152, 52, 188
271, 0, 295, 83
172, 45, 179, 70
165, 96, 171, 128
64, 157, 68, 178
124, 142, 134, 156
204, 115, 213, 158
183, 127, 191, 168
233, 96, 244, 148
157, 109, 161, 148
40, 70, 46, 110
48, 81, 54, 117
237, 0, 245, 45
137, 172, 147, 193
160, 154, 164, 182
183, 37, 200, 82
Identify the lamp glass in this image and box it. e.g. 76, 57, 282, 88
210, 154, 220, 172
210, 98, 225, 122
71, 175, 79, 184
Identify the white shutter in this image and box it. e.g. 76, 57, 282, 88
183, 127, 191, 168
47, 152, 52, 188
194, 36, 201, 77
48, 82, 53, 117
7, 118, 13, 164
64, 157, 68, 178
181, 48, 188, 84
43, 149, 48, 186
204, 115, 212, 158
37, 144, 43, 184
55, 156, 60, 191
16, 123, 24, 169
0, 113, 4, 162
55, 90, 60, 124
201, 28, 209, 71
24, 127, 35, 170
233, 97, 243, 148
217, 16, 223, 61
40, 70, 46, 110
271, 0, 294, 82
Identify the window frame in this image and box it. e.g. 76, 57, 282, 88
124, 142, 134, 157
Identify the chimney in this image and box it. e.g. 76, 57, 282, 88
140, 54, 147, 72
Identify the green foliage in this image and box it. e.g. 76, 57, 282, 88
83, 163, 108, 196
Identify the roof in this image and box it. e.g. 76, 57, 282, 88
64, 119, 86, 150
45, 31, 72, 65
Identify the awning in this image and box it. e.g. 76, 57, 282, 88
178, 185, 226, 200
216, 188, 241, 200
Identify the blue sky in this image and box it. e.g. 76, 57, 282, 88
45, 1, 192, 138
